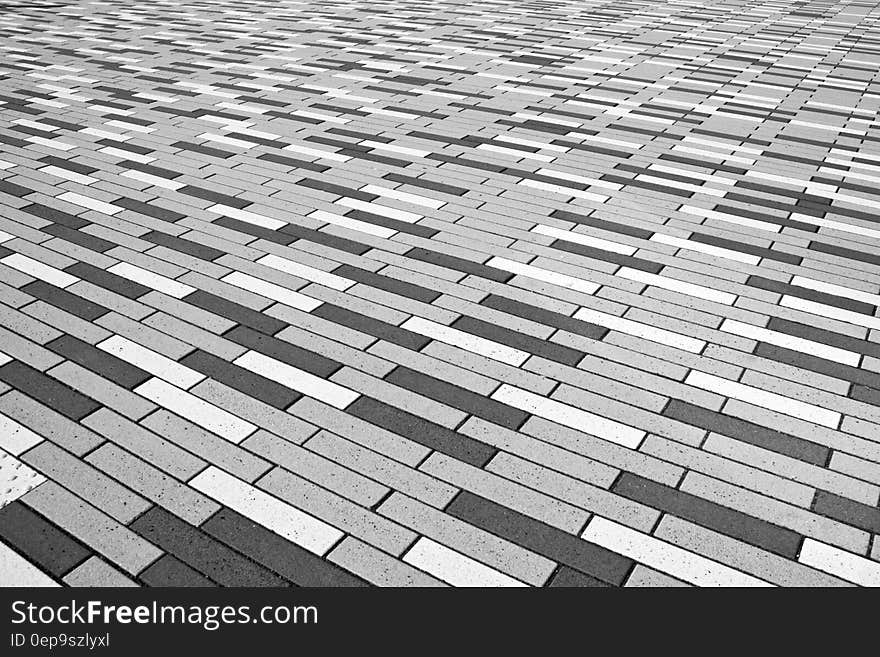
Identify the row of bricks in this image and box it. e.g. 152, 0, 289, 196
1, 253, 880, 490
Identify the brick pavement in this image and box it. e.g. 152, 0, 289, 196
1, 0, 880, 587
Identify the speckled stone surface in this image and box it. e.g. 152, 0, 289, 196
1, 0, 880, 587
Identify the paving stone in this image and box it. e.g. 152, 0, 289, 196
486, 450, 658, 529
141, 410, 270, 483
258, 467, 416, 557
548, 566, 613, 588
327, 537, 446, 587
680, 472, 870, 556
0, 501, 90, 577
612, 472, 803, 558
641, 434, 817, 508
349, 395, 497, 467
663, 399, 830, 466
191, 379, 317, 445
139, 555, 215, 587
202, 508, 367, 587
21, 441, 151, 524
702, 433, 879, 507
421, 452, 590, 533
130, 506, 288, 586
0, 390, 103, 456
21, 482, 162, 576
812, 490, 880, 534
19, 280, 109, 322
653, 515, 850, 587
447, 490, 632, 585
378, 492, 554, 586
86, 443, 220, 526
291, 397, 431, 467
63, 556, 139, 587
305, 429, 458, 509
624, 565, 690, 588
243, 430, 389, 507
181, 349, 300, 410
521, 417, 684, 487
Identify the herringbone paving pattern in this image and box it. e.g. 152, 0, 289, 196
1, 0, 880, 587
